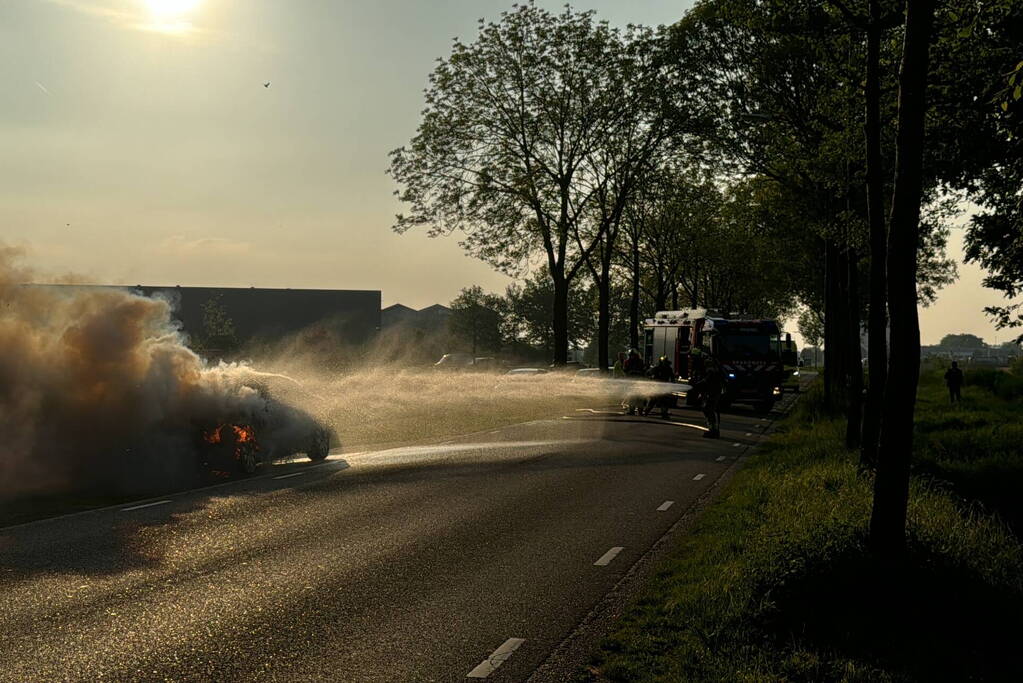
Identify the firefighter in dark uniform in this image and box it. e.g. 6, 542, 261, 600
644, 356, 675, 418
623, 349, 646, 415
692, 359, 723, 438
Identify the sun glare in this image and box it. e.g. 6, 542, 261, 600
142, 0, 202, 34
145, 0, 201, 17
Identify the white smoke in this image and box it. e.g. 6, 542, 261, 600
0, 245, 273, 498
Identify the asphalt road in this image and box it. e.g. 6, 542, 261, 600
0, 399, 791, 682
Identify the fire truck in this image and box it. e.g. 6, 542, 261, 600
642, 309, 795, 413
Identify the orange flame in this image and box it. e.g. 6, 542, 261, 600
202, 424, 258, 461
232, 424, 255, 443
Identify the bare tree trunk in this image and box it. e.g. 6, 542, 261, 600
861, 0, 888, 469
597, 250, 612, 372
691, 263, 699, 307
823, 240, 839, 407
871, 0, 935, 558
654, 279, 668, 312
552, 270, 570, 365
629, 240, 641, 351
846, 248, 863, 449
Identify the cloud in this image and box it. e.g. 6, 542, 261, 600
43, 0, 207, 37
158, 235, 252, 257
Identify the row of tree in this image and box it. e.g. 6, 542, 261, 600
390, 0, 1022, 555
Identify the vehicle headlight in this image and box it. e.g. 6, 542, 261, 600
772, 386, 782, 396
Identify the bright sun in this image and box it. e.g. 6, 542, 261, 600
145, 0, 201, 18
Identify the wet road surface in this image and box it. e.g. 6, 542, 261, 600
0, 402, 789, 682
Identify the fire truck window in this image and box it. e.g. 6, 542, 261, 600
716, 333, 778, 359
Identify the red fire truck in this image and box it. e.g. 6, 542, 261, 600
642, 309, 794, 413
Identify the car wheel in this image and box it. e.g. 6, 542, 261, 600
307, 429, 330, 462
238, 447, 259, 475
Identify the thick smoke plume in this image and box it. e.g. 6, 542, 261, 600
0, 246, 272, 499
0, 245, 678, 502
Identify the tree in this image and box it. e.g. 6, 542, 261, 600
389, 4, 638, 364
938, 333, 986, 350
871, 0, 938, 558
928, 0, 1023, 340
798, 307, 825, 349
504, 269, 595, 360
576, 26, 704, 372
668, 0, 869, 432
449, 286, 504, 357
197, 294, 238, 356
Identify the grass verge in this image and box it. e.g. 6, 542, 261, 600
585, 370, 1023, 682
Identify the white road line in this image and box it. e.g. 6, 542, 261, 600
693, 473, 706, 481
716, 455, 726, 462
657, 500, 674, 511
466, 637, 526, 678
594, 546, 624, 566
121, 500, 171, 512
745, 432, 753, 436
273, 472, 305, 480
733, 442, 741, 447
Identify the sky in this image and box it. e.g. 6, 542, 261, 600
0, 0, 1014, 346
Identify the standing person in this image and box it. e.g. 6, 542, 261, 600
623, 349, 646, 415
944, 361, 964, 404
692, 359, 723, 438
612, 351, 627, 378
644, 356, 675, 418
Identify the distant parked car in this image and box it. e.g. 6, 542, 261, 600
549, 360, 588, 372
505, 367, 548, 376
434, 352, 474, 369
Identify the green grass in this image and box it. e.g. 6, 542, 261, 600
585, 372, 1023, 682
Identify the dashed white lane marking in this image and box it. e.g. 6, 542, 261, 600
467, 637, 526, 678
716, 455, 726, 462
273, 472, 305, 480
121, 500, 171, 512
693, 473, 706, 481
733, 442, 741, 447
594, 547, 625, 566
746, 432, 753, 436
657, 500, 674, 511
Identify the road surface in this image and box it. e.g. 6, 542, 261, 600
0, 399, 793, 682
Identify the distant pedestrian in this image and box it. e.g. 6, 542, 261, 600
944, 361, 964, 404
692, 360, 723, 438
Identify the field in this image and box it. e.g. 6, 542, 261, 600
585, 363, 1023, 681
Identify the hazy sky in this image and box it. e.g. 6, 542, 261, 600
1, 0, 1014, 345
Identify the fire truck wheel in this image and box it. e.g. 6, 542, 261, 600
307, 429, 330, 462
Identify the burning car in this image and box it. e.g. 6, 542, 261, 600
197, 387, 338, 475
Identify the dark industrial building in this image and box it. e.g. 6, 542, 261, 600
47, 284, 381, 348
381, 302, 451, 333
140, 285, 380, 346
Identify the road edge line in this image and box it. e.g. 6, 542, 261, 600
525, 390, 802, 683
